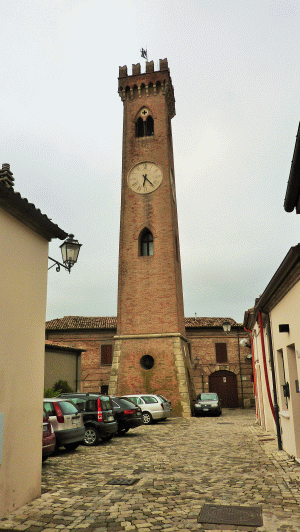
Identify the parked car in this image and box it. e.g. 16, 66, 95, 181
111, 396, 143, 434
43, 398, 85, 451
122, 394, 171, 424
157, 394, 172, 412
42, 409, 56, 461
58, 393, 118, 446
193, 392, 222, 416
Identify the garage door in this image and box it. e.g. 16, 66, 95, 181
209, 370, 239, 408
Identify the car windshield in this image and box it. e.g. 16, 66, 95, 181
58, 400, 79, 415
157, 395, 168, 402
70, 398, 86, 412
198, 393, 218, 401
100, 396, 113, 411
113, 398, 137, 409
123, 396, 139, 405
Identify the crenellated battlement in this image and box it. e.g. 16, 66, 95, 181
119, 58, 169, 78
118, 58, 175, 118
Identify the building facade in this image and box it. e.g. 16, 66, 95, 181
244, 245, 300, 460
111, 59, 193, 417
46, 316, 254, 409
45, 60, 254, 413
0, 164, 67, 517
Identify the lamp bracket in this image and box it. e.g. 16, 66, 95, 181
48, 256, 71, 273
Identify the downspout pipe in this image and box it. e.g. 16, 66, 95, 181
236, 331, 244, 408
258, 310, 282, 450
261, 310, 282, 451
244, 326, 258, 419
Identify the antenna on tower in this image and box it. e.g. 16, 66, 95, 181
140, 47, 148, 61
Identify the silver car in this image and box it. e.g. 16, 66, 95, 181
43, 398, 85, 451
122, 394, 171, 424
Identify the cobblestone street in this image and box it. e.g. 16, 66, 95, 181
1, 409, 300, 532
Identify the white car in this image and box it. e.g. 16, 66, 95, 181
122, 394, 171, 424
43, 398, 85, 451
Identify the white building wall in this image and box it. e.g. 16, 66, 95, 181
252, 324, 275, 434
0, 209, 49, 516
269, 283, 300, 460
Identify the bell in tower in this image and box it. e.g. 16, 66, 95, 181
108, 59, 195, 418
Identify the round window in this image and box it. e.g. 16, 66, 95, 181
140, 355, 154, 370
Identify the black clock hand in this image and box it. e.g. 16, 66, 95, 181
143, 174, 154, 187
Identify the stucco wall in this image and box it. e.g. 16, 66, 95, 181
269, 282, 300, 459
44, 349, 81, 391
251, 324, 275, 433
0, 209, 49, 516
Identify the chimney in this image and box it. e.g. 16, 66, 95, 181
0, 163, 15, 188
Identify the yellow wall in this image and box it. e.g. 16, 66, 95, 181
0, 209, 49, 516
44, 350, 81, 391
269, 282, 300, 460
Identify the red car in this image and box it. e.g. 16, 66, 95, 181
42, 410, 56, 461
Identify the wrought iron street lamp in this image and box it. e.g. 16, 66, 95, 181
48, 234, 82, 273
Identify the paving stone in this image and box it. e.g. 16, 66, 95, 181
2, 410, 300, 531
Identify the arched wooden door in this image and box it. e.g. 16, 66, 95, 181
209, 370, 239, 408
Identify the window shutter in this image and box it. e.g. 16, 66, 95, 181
215, 343, 227, 363
101, 345, 113, 365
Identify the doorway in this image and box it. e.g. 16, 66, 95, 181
209, 370, 239, 408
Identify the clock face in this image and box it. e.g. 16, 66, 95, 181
170, 168, 176, 201
128, 162, 163, 194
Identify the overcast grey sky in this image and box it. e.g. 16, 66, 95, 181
2, 0, 300, 323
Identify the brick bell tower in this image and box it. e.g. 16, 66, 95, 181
108, 59, 194, 417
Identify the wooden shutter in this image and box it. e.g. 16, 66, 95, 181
215, 343, 227, 363
101, 345, 113, 365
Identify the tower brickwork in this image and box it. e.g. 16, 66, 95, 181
109, 59, 194, 417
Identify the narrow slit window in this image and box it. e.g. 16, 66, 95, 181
140, 229, 153, 256
136, 117, 144, 137
146, 115, 154, 136
215, 343, 227, 363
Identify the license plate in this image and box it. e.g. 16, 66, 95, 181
72, 419, 79, 425
203, 408, 209, 411
108, 415, 114, 421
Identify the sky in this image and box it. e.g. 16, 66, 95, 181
2, 0, 300, 324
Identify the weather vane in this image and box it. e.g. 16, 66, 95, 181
140, 48, 148, 61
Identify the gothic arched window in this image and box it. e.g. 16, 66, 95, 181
146, 115, 154, 136
140, 229, 153, 256
135, 108, 154, 138
135, 117, 144, 137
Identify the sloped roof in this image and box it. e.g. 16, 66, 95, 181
184, 317, 240, 328
0, 180, 67, 241
46, 316, 118, 330
46, 315, 241, 330
45, 339, 84, 352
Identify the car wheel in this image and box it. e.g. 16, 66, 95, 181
142, 412, 152, 425
64, 442, 80, 451
84, 426, 100, 446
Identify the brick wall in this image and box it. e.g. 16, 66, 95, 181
46, 324, 254, 408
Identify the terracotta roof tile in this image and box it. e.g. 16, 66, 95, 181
46, 316, 241, 330
185, 317, 240, 327
45, 339, 84, 352
46, 316, 117, 330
